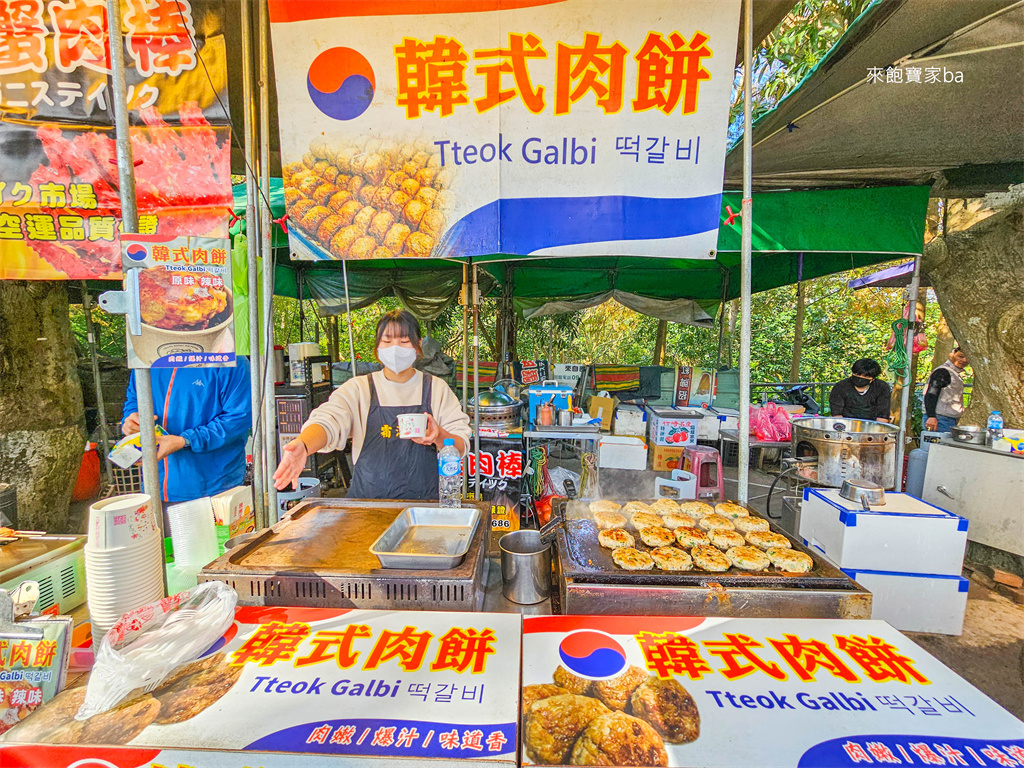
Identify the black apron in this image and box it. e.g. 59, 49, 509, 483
347, 373, 440, 501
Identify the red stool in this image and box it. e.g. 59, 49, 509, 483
682, 445, 724, 501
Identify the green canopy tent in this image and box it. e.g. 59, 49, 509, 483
232, 181, 930, 333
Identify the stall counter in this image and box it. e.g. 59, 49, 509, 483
521, 615, 1023, 767
1, 607, 521, 768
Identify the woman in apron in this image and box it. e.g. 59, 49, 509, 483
273, 310, 471, 500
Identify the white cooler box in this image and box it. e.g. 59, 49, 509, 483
800, 488, 967, 575
843, 568, 970, 635
598, 436, 648, 470
693, 406, 739, 441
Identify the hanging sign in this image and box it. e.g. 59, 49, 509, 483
120, 233, 235, 368
0, 0, 232, 281
268, 0, 740, 262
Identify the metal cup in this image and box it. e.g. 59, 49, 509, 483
499, 530, 551, 604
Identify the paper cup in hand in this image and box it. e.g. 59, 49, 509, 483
397, 413, 428, 439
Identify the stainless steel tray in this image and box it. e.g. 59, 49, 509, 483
370, 507, 480, 570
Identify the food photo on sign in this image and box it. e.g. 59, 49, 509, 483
521, 616, 1023, 767
0, 607, 521, 766
119, 234, 236, 369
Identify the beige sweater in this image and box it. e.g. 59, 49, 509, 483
303, 371, 471, 462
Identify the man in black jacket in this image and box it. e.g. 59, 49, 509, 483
829, 358, 892, 421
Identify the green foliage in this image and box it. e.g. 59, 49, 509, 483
729, 0, 873, 140
69, 304, 127, 359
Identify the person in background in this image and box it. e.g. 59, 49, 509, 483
925, 346, 969, 432
273, 310, 470, 500
122, 360, 252, 503
829, 358, 892, 421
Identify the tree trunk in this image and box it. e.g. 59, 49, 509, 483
727, 299, 738, 367
923, 201, 1024, 426
653, 320, 668, 365
789, 281, 804, 382
0, 281, 86, 532
928, 311, 955, 374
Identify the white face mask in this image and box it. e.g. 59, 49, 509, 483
378, 344, 418, 373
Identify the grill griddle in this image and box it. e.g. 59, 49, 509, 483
200, 498, 490, 610
553, 499, 854, 590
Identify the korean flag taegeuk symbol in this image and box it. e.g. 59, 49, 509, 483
307, 47, 375, 121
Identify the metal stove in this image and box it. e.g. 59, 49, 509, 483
200, 498, 490, 611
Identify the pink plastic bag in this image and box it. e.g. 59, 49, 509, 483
767, 402, 792, 442
749, 405, 778, 441
749, 403, 792, 442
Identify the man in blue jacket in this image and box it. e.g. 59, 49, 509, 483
122, 360, 252, 503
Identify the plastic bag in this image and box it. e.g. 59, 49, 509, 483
749, 405, 778, 441
766, 402, 793, 442
76, 581, 237, 720
548, 466, 582, 497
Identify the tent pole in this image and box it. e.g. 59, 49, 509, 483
472, 264, 480, 500
258, 0, 278, 518
240, 0, 266, 529
297, 270, 305, 342
738, 0, 754, 504
106, 0, 166, 596
895, 256, 921, 490
461, 264, 470, 498
341, 259, 358, 374
81, 284, 111, 480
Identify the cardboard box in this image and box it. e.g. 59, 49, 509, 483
521, 615, 1023, 767
843, 568, 970, 635
651, 445, 685, 471
211, 485, 255, 537
588, 393, 616, 431
800, 488, 968, 575
613, 405, 647, 437
647, 407, 702, 446
598, 436, 647, 470
4, 608, 521, 767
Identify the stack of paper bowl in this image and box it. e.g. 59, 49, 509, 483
84, 493, 164, 642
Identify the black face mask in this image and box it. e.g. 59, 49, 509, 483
852, 376, 872, 388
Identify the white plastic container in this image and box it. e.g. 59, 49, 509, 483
288, 341, 323, 385
598, 436, 648, 470
843, 568, 970, 635
800, 488, 967, 575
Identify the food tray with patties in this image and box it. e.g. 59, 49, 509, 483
552, 498, 854, 589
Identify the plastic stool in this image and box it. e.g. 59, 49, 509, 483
682, 445, 724, 501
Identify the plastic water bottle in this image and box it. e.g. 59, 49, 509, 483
987, 410, 1004, 445
438, 438, 463, 508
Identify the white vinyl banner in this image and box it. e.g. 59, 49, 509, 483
268, 0, 740, 262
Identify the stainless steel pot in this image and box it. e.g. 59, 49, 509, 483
839, 479, 885, 509
791, 417, 899, 489
499, 530, 551, 604
467, 388, 522, 429
951, 425, 987, 445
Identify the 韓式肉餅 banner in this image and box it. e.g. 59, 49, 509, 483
268, 0, 740, 262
